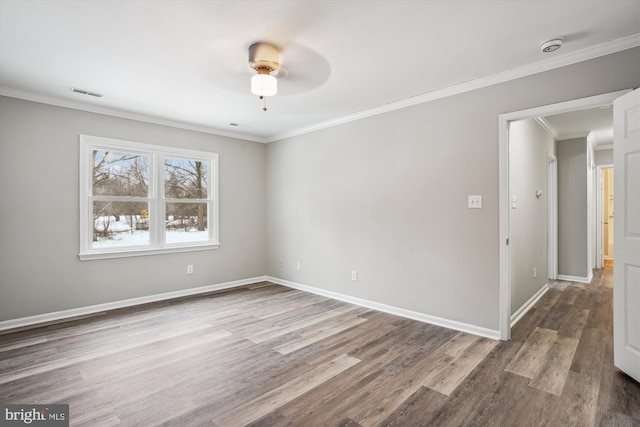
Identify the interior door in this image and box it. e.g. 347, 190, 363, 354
613, 88, 640, 383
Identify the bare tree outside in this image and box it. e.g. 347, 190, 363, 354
92, 150, 149, 243
89, 150, 209, 247
81, 136, 216, 253
164, 158, 208, 234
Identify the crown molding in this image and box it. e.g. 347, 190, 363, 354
534, 117, 560, 139
0, 86, 268, 144
536, 117, 596, 142
267, 34, 640, 142
2, 34, 638, 145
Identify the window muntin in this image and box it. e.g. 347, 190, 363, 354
80, 135, 219, 260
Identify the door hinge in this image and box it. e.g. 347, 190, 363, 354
506, 238, 510, 245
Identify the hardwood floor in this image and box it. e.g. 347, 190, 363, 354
1, 268, 638, 426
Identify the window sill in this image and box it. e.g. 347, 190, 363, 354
78, 243, 220, 261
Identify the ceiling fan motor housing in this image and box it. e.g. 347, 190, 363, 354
249, 42, 280, 72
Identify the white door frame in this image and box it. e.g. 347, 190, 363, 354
498, 89, 630, 341
547, 153, 558, 280
596, 164, 613, 269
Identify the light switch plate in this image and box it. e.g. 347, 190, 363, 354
468, 195, 482, 209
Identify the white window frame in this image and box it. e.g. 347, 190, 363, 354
79, 135, 219, 261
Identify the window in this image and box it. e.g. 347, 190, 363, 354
79, 135, 219, 260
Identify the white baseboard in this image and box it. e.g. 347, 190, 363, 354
510, 283, 549, 327
1, 275, 502, 341
0, 276, 269, 332
266, 276, 500, 340
557, 273, 593, 284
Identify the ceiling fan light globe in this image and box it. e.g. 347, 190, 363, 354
251, 74, 277, 97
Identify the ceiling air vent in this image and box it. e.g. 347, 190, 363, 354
70, 87, 103, 98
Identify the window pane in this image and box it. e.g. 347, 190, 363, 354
93, 150, 149, 196
93, 201, 150, 248
165, 203, 208, 243
164, 158, 208, 199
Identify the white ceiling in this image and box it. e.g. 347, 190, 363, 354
543, 106, 613, 142
1, 0, 639, 142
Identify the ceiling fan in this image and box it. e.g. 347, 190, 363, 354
248, 42, 281, 111
200, 38, 331, 111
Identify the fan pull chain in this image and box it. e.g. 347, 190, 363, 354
260, 95, 267, 111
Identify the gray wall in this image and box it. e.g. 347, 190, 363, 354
557, 137, 589, 278
509, 119, 554, 315
595, 148, 613, 165
1, 47, 639, 329
0, 97, 266, 321
265, 48, 640, 331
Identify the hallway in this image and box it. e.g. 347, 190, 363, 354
504, 265, 639, 425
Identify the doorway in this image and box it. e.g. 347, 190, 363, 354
604, 168, 614, 267
547, 153, 558, 281
498, 89, 630, 341
597, 166, 614, 269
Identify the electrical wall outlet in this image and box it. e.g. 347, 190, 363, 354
468, 195, 482, 209
297, 261, 301, 271
351, 271, 358, 281
533, 267, 537, 278
187, 264, 194, 275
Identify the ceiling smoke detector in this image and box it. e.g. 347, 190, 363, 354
540, 38, 563, 53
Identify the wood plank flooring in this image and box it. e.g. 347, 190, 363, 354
1, 267, 638, 426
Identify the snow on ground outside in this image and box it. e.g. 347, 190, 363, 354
93, 216, 208, 248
